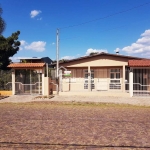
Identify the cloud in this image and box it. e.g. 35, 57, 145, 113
19, 40, 46, 52
25, 41, 46, 52
10, 57, 42, 62
52, 42, 55, 45
20, 40, 27, 46
61, 56, 75, 60
115, 29, 150, 57
37, 17, 42, 21
86, 48, 108, 55
30, 10, 41, 18
19, 40, 28, 50
61, 48, 108, 60
10, 57, 20, 62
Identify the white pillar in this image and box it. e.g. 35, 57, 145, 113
88, 66, 91, 91
12, 70, 15, 95
59, 70, 62, 92
38, 73, 40, 94
42, 68, 45, 95
129, 68, 133, 97
122, 65, 125, 92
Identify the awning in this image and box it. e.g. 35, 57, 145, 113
7, 63, 45, 68
128, 60, 150, 67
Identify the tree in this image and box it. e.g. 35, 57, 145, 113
0, 6, 6, 35
0, 31, 20, 70
89, 52, 99, 56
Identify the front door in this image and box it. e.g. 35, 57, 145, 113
84, 70, 95, 90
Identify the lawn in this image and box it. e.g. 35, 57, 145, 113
0, 102, 150, 149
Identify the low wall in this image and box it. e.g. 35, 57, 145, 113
0, 91, 12, 96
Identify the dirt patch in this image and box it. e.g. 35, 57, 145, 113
0, 96, 9, 100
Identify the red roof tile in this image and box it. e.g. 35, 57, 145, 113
128, 60, 150, 67
7, 63, 45, 68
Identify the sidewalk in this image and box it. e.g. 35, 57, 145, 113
0, 94, 150, 106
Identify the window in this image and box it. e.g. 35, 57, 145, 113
110, 73, 114, 79
109, 68, 121, 89
116, 73, 120, 79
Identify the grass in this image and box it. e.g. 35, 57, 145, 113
0, 100, 150, 109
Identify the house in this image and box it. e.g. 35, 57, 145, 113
7, 53, 150, 97
53, 52, 150, 97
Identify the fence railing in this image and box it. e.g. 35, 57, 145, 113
15, 82, 42, 94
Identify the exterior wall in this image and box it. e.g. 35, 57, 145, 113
61, 55, 128, 68
62, 77, 86, 92
44, 77, 50, 95
0, 91, 12, 96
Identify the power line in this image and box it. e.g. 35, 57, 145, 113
60, 1, 150, 30
60, 17, 150, 41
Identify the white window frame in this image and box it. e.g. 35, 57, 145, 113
109, 68, 121, 89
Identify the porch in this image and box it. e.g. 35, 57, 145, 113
60, 66, 128, 92
59, 66, 150, 97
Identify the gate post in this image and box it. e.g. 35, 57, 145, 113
42, 68, 45, 95
59, 70, 62, 92
129, 68, 133, 97
12, 69, 15, 95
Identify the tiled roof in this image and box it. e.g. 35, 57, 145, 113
128, 60, 150, 67
7, 63, 45, 68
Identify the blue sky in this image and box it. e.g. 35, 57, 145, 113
1, 0, 150, 61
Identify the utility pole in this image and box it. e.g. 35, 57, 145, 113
56, 28, 59, 78
56, 29, 60, 94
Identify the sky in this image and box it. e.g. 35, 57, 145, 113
1, 0, 150, 61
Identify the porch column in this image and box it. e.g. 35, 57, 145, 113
122, 65, 125, 92
42, 67, 45, 95
129, 68, 133, 97
88, 66, 91, 91
12, 69, 15, 95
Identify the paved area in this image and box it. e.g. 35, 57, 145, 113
0, 102, 150, 149
0, 95, 150, 106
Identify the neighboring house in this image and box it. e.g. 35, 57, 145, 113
19, 57, 53, 64
53, 52, 150, 97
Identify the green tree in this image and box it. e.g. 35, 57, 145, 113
0, 6, 6, 35
0, 31, 20, 70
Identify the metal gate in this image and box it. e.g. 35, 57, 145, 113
133, 69, 150, 96
15, 69, 42, 95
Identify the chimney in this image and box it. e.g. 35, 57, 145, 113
115, 49, 120, 55
116, 51, 119, 55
